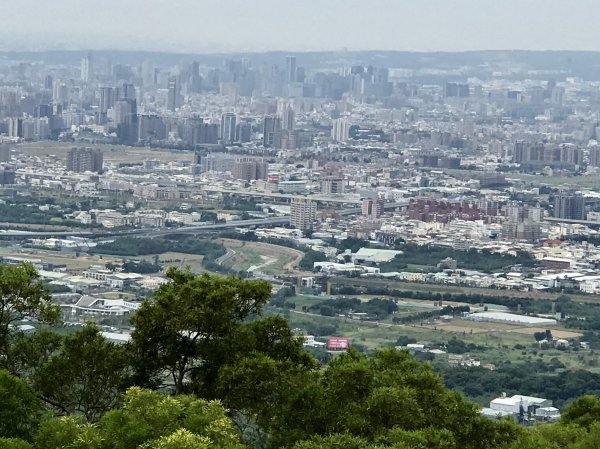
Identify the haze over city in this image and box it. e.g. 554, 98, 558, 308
4, 2, 600, 449
4, 0, 600, 52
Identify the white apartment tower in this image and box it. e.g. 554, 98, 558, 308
290, 197, 317, 230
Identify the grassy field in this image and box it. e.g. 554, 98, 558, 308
17, 142, 194, 165
331, 276, 600, 304
218, 239, 304, 275
442, 168, 600, 189
277, 293, 598, 372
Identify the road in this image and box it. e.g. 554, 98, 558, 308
0, 201, 407, 240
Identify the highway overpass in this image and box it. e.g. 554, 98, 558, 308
0, 201, 408, 240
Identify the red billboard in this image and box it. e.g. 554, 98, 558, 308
327, 338, 349, 351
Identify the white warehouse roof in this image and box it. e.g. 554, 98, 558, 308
466, 312, 556, 326
352, 248, 402, 263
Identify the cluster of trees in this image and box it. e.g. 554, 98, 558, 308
379, 244, 537, 273
335, 285, 555, 315
0, 203, 84, 227
3, 263, 600, 449
442, 362, 600, 409
392, 305, 470, 325
122, 260, 161, 274
93, 237, 228, 273
221, 196, 263, 212
93, 237, 226, 258
298, 250, 328, 271
308, 297, 399, 320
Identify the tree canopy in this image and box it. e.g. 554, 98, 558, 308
0, 264, 598, 449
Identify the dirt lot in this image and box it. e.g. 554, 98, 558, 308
218, 238, 305, 274
508, 327, 583, 339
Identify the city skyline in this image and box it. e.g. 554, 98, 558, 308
4, 0, 600, 53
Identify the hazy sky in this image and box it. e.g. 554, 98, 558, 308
4, 0, 600, 53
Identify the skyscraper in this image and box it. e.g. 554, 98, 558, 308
220, 113, 237, 144
263, 115, 282, 147
189, 61, 202, 93
121, 83, 136, 101
0, 144, 11, 163
141, 60, 155, 87
81, 52, 93, 83
167, 76, 181, 111
554, 193, 585, 220
286, 56, 297, 83
331, 118, 352, 143
290, 197, 317, 230
99, 87, 114, 123
283, 105, 295, 131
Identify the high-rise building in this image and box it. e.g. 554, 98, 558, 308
0, 144, 10, 163
263, 115, 282, 147
331, 118, 352, 143
167, 76, 181, 111
501, 203, 542, 242
200, 154, 235, 173
283, 106, 295, 131
589, 146, 600, 167
321, 176, 345, 195
66, 147, 103, 173
141, 60, 155, 87
44, 75, 53, 90
554, 193, 585, 220
290, 197, 317, 230
232, 157, 268, 181
121, 83, 136, 101
138, 115, 167, 141
220, 113, 237, 144
195, 123, 220, 145
286, 56, 297, 83
8, 117, 23, 138
81, 52, 93, 83
0, 169, 15, 185
444, 82, 469, 97
362, 198, 385, 220
188, 61, 202, 93
235, 122, 252, 143
99, 87, 114, 123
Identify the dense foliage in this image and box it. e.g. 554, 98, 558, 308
380, 244, 537, 272
298, 250, 328, 271
93, 237, 226, 258
443, 363, 600, 409
0, 203, 85, 227
0, 264, 599, 449
306, 297, 399, 320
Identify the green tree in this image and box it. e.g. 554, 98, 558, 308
142, 429, 211, 449
99, 388, 242, 449
561, 395, 600, 429
35, 415, 100, 449
32, 324, 128, 421
0, 263, 60, 359
130, 269, 272, 394
0, 370, 41, 440
8, 330, 63, 378
0, 439, 33, 449
267, 349, 518, 449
